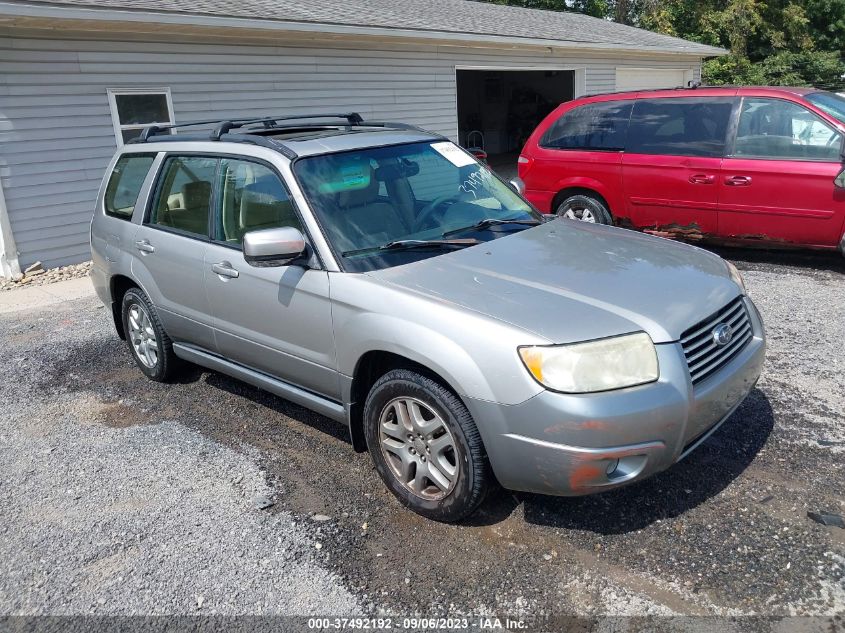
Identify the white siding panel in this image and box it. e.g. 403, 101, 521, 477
0, 33, 701, 269
616, 67, 693, 91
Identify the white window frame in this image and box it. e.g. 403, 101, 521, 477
107, 87, 175, 146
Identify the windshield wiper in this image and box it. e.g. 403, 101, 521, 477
342, 238, 480, 257
442, 217, 542, 238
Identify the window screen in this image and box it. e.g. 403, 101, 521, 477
540, 101, 633, 151
104, 154, 155, 219
734, 98, 843, 161
627, 98, 734, 157
216, 158, 303, 245
149, 156, 217, 236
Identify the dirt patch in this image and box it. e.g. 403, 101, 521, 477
96, 400, 152, 428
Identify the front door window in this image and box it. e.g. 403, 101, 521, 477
733, 98, 842, 161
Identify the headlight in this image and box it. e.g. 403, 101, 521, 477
519, 332, 659, 394
725, 261, 746, 294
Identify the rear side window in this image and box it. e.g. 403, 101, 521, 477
149, 156, 217, 237
627, 98, 734, 157
540, 101, 633, 151
104, 154, 155, 219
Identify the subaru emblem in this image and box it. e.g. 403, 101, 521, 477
712, 323, 733, 347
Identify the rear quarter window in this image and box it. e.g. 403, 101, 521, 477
540, 100, 633, 151
104, 154, 156, 219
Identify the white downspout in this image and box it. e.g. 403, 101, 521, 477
0, 177, 22, 280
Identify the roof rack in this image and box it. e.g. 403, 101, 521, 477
130, 113, 438, 158
137, 113, 365, 143
578, 81, 710, 100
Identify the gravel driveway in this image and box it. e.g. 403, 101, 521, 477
0, 248, 842, 621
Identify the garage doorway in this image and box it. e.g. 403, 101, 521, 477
456, 68, 576, 179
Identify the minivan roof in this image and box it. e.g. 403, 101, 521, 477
579, 85, 821, 102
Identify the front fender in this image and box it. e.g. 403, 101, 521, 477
329, 272, 548, 407
337, 314, 495, 403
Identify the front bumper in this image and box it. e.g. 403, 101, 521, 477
465, 297, 766, 496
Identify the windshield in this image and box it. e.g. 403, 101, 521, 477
806, 91, 845, 126
294, 141, 540, 272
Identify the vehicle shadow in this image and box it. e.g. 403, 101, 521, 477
705, 245, 845, 274
518, 387, 775, 535
202, 370, 351, 444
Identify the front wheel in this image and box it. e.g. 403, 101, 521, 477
555, 194, 612, 225
363, 369, 491, 522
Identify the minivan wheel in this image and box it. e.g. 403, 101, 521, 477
363, 369, 491, 522
121, 287, 180, 382
556, 194, 612, 225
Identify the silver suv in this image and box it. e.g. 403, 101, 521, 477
91, 113, 766, 521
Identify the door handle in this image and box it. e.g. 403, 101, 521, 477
211, 262, 239, 279
725, 175, 752, 186
134, 239, 155, 254
689, 174, 716, 185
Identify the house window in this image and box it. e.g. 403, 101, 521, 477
107, 88, 174, 146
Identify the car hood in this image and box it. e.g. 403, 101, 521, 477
367, 220, 740, 344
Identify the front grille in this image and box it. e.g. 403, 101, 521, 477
681, 297, 753, 385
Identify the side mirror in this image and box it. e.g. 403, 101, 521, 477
243, 226, 307, 267
508, 177, 525, 195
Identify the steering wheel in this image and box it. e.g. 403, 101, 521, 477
414, 194, 462, 231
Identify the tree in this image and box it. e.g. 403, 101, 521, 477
475, 0, 845, 89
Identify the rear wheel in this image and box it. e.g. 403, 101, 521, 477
364, 369, 491, 522
555, 194, 612, 225
121, 287, 180, 382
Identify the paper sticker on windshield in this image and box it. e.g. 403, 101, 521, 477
431, 142, 476, 167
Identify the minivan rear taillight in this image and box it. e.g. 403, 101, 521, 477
517, 155, 534, 178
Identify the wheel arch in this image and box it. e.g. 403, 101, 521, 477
109, 274, 140, 340
551, 186, 613, 217
347, 350, 467, 453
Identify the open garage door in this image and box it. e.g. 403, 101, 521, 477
456, 68, 576, 179
616, 67, 693, 91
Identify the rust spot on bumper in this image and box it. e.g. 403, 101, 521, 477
568, 463, 603, 492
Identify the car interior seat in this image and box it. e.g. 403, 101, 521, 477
238, 180, 299, 240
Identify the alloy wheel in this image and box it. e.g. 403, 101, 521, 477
378, 397, 459, 500
127, 303, 159, 369
561, 206, 597, 223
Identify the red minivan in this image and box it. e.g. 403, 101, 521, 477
519, 87, 845, 253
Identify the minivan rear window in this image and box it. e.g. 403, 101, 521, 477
627, 98, 734, 158
104, 154, 155, 219
540, 101, 633, 151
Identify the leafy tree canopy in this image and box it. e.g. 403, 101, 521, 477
478, 0, 845, 89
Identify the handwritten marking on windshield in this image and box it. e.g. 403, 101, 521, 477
459, 167, 496, 198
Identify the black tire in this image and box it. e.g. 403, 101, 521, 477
120, 287, 180, 382
363, 369, 491, 522
555, 194, 612, 225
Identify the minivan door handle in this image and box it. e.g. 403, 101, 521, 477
725, 175, 752, 186
211, 262, 240, 279
134, 239, 155, 254
689, 174, 716, 185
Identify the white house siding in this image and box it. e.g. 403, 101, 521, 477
0, 31, 703, 269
